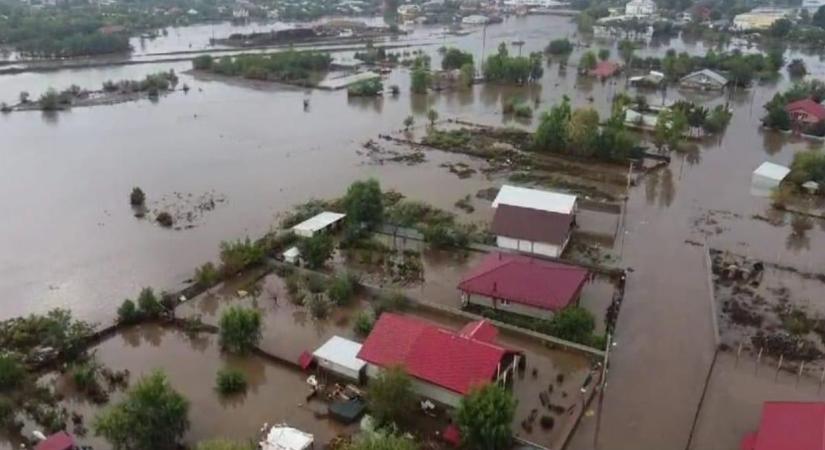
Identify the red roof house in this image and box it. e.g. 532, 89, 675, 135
741, 402, 825, 450
458, 252, 589, 318
491, 204, 575, 258
357, 313, 520, 407
785, 98, 825, 125
589, 61, 621, 79
35, 432, 76, 450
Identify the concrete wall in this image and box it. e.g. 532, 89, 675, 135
365, 364, 464, 408
318, 358, 361, 381
465, 293, 555, 320
496, 236, 564, 258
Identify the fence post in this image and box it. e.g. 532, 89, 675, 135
775, 354, 784, 382
756, 347, 763, 374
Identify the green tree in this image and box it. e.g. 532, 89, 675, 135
219, 238, 264, 276
456, 384, 516, 450
117, 299, 140, 324
94, 371, 189, 450
367, 366, 415, 426
567, 108, 600, 156
548, 307, 596, 344
459, 62, 475, 87
137, 287, 164, 319
788, 59, 807, 78
814, 5, 825, 29
410, 68, 430, 94
327, 272, 356, 306
218, 306, 262, 354
579, 51, 598, 72
403, 115, 414, 131
427, 108, 439, 127
38, 88, 61, 111
343, 179, 384, 230
130, 187, 145, 206
441, 48, 474, 70
195, 262, 219, 287
769, 18, 792, 37
192, 55, 214, 71
545, 38, 573, 55
215, 368, 247, 395
598, 48, 611, 61
534, 96, 571, 153
0, 355, 25, 392
298, 233, 334, 269
196, 440, 255, 450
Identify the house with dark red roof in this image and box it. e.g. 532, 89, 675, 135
35, 432, 77, 450
741, 401, 825, 450
785, 98, 825, 126
458, 252, 590, 319
357, 313, 521, 407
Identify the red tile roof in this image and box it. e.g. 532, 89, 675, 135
35, 432, 75, 450
357, 313, 509, 395
785, 98, 825, 122
491, 204, 574, 245
741, 402, 825, 450
458, 252, 589, 311
589, 61, 620, 78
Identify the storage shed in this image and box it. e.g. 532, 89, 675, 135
751, 162, 790, 197
312, 336, 366, 381
260, 425, 314, 450
291, 212, 346, 238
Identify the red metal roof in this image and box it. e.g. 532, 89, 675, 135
458, 320, 498, 342
298, 350, 314, 370
458, 252, 589, 311
589, 61, 620, 78
35, 432, 75, 450
491, 204, 574, 245
357, 313, 508, 395
741, 402, 825, 450
785, 98, 825, 121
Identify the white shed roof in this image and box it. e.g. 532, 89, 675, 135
283, 246, 300, 258
753, 162, 790, 182
492, 185, 577, 215
291, 212, 346, 235
313, 336, 366, 372
261, 425, 314, 450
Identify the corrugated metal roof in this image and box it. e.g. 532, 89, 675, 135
753, 161, 790, 182
492, 185, 577, 215
291, 211, 346, 236
742, 402, 825, 450
681, 69, 728, 86
313, 335, 366, 372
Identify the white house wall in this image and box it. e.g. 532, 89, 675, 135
495, 236, 563, 258
319, 359, 361, 381
467, 294, 555, 320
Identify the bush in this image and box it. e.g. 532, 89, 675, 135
348, 78, 383, 97
0, 355, 25, 392
457, 384, 516, 450
130, 187, 145, 206
38, 88, 62, 111
219, 238, 265, 276
215, 368, 247, 395
219, 307, 262, 354
548, 307, 596, 345
367, 366, 415, 426
72, 361, 99, 392
354, 309, 376, 336
137, 287, 164, 319
193, 55, 214, 70
305, 273, 327, 294
117, 299, 141, 324
156, 212, 174, 227
285, 274, 301, 295
306, 294, 333, 319
411, 68, 431, 94
327, 273, 356, 306
298, 234, 335, 270
441, 48, 474, 71
374, 291, 409, 316
545, 38, 573, 55
194, 262, 219, 288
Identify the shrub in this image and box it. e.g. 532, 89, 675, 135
215, 368, 247, 395
548, 307, 596, 345
348, 78, 383, 97
219, 238, 265, 276
367, 366, 415, 426
194, 262, 219, 288
457, 384, 516, 450
305, 273, 327, 293
327, 273, 356, 306
117, 299, 141, 324
374, 291, 409, 316
306, 294, 333, 319
0, 355, 25, 391
219, 307, 262, 354
285, 273, 301, 295
130, 187, 145, 206
156, 212, 174, 227
137, 287, 164, 319
193, 55, 214, 70
441, 48, 474, 71
545, 38, 573, 55
298, 234, 334, 270
354, 309, 376, 336
72, 361, 99, 392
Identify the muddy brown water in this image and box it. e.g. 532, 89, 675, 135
3, 12, 825, 450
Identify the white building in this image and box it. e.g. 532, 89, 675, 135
312, 336, 366, 381
751, 162, 790, 197
732, 9, 789, 31
290, 211, 346, 238
462, 14, 490, 25
625, 0, 656, 17
260, 425, 314, 450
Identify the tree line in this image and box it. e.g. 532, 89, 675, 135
193, 52, 332, 83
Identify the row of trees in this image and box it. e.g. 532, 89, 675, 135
192, 52, 332, 83
533, 96, 643, 161
483, 43, 544, 85
629, 48, 783, 86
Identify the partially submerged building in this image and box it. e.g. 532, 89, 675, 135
312, 335, 366, 382
741, 402, 825, 450
589, 61, 621, 79
732, 9, 790, 31
458, 252, 590, 319
784, 98, 825, 128
491, 185, 577, 258
629, 70, 665, 88
751, 161, 790, 197
679, 69, 728, 91
357, 313, 521, 407
291, 211, 346, 237
624, 0, 656, 16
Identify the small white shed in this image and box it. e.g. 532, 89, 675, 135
261, 425, 314, 450
312, 336, 366, 381
283, 247, 300, 264
492, 185, 577, 214
751, 162, 790, 197
291, 212, 346, 238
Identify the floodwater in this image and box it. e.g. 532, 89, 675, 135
3, 11, 825, 450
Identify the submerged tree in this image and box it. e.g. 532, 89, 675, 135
130, 187, 146, 206
457, 384, 516, 450
367, 366, 415, 426
218, 306, 262, 354
343, 178, 384, 230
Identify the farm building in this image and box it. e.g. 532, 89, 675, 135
741, 402, 825, 450
679, 69, 728, 90
291, 212, 346, 237
357, 313, 521, 407
751, 161, 790, 197
458, 252, 590, 319
491, 185, 577, 258
312, 335, 366, 382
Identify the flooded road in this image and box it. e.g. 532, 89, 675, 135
3, 11, 825, 450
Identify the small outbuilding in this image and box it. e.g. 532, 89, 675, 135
260, 424, 314, 450
312, 336, 366, 382
589, 61, 621, 79
784, 98, 825, 126
283, 246, 301, 264
291, 212, 346, 238
679, 69, 728, 90
751, 161, 790, 197
35, 432, 76, 450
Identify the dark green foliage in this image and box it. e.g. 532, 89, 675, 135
631, 49, 781, 87
598, 48, 610, 61
219, 237, 265, 276
327, 273, 357, 306
367, 366, 415, 426
306, 294, 333, 319
548, 307, 596, 344
353, 309, 376, 336
343, 179, 384, 230
117, 299, 140, 324
305, 273, 328, 294
215, 368, 247, 395
769, 18, 792, 37
0, 355, 25, 391
137, 288, 164, 319
534, 96, 571, 153
348, 78, 383, 97
410, 67, 431, 93
202, 51, 332, 83
196, 440, 256, 450
130, 187, 145, 206
0, 309, 94, 359
788, 59, 807, 78
298, 234, 334, 270
763, 80, 825, 131
218, 307, 262, 354
422, 223, 469, 249
814, 5, 825, 28
373, 291, 409, 316
192, 55, 214, 70
345, 433, 417, 450
94, 371, 189, 450
441, 48, 474, 70
156, 212, 174, 227
483, 43, 543, 84
457, 384, 516, 450
503, 98, 533, 118
789, 149, 825, 187
38, 89, 63, 111
194, 262, 219, 288
545, 38, 573, 55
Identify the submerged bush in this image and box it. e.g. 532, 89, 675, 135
117, 299, 140, 324
130, 187, 145, 206
215, 368, 247, 395
353, 309, 376, 336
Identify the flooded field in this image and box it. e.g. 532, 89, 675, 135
3, 10, 825, 450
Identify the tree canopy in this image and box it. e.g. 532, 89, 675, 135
94, 371, 189, 450
298, 233, 334, 269
218, 306, 263, 354
441, 48, 474, 71
457, 383, 516, 450
343, 179, 384, 230
483, 43, 543, 84
367, 366, 416, 426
